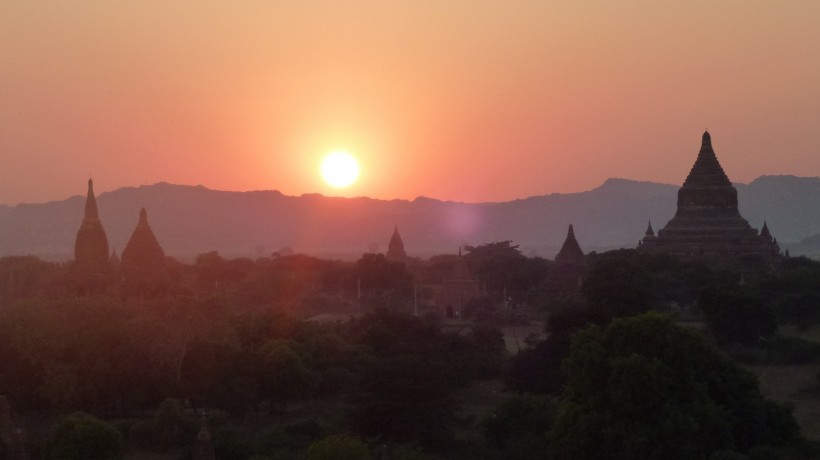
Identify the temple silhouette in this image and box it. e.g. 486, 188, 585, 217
74, 179, 110, 272
71, 179, 169, 297
638, 132, 781, 263
63, 131, 784, 308
385, 225, 407, 263
121, 207, 169, 298
72, 179, 111, 295
544, 224, 586, 298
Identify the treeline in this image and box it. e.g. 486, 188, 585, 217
3, 248, 820, 458
0, 295, 507, 457
506, 250, 820, 459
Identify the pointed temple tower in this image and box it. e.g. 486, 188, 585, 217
74, 179, 110, 272
436, 247, 480, 318
638, 132, 780, 262
121, 208, 168, 298
73, 179, 110, 294
554, 224, 585, 265
122, 208, 166, 272
545, 225, 586, 297
385, 225, 408, 263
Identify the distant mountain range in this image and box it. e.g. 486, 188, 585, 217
2, 175, 820, 261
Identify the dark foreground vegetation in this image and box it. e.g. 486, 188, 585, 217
3, 248, 820, 458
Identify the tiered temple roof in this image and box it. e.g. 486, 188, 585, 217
639, 132, 780, 262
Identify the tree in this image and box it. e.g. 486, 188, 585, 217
355, 253, 412, 294
581, 251, 652, 317
306, 435, 371, 460
482, 394, 556, 459
775, 292, 820, 331
580, 249, 721, 315
129, 399, 197, 452
550, 313, 800, 459
507, 332, 571, 395
44, 412, 124, 460
260, 341, 314, 413
464, 241, 548, 304
351, 354, 459, 448
699, 286, 777, 345
348, 311, 469, 448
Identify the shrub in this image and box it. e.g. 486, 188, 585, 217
306, 435, 370, 460
44, 412, 124, 460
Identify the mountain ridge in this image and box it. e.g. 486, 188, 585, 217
1, 175, 819, 261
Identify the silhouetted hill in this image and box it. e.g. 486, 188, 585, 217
1, 176, 819, 261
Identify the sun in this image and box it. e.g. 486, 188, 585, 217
321, 151, 360, 188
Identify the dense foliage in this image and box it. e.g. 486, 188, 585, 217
2, 249, 820, 458
44, 412, 124, 460
551, 313, 800, 459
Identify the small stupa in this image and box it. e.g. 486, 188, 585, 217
545, 225, 586, 297
385, 225, 408, 263
554, 224, 585, 266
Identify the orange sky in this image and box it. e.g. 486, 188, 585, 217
2, 1, 820, 204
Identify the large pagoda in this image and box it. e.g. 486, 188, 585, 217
638, 132, 780, 262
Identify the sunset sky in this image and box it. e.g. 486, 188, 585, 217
2, 1, 820, 205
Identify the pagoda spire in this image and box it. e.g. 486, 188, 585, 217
74, 178, 110, 273
676, 131, 737, 215
545, 225, 586, 297
386, 224, 407, 262
85, 179, 99, 220
760, 220, 774, 243
645, 221, 655, 237
555, 224, 584, 264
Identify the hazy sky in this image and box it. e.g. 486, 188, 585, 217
2, 1, 819, 204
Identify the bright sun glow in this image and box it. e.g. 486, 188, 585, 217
321, 151, 360, 188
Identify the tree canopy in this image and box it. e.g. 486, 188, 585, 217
551, 313, 800, 459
